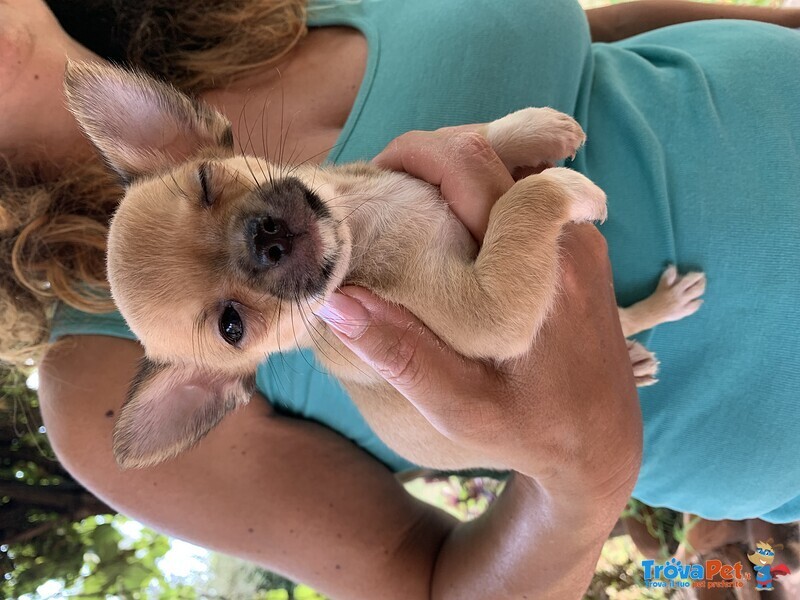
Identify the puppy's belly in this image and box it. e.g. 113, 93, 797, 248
315, 333, 506, 470
342, 380, 505, 471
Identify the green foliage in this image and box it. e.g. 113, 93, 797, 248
2, 523, 85, 597
206, 551, 329, 599
1, 366, 194, 599
0, 367, 59, 483
588, 536, 672, 600
256, 569, 299, 594
581, 498, 692, 599
254, 583, 326, 600
621, 499, 683, 559
2, 515, 193, 599
403, 475, 506, 521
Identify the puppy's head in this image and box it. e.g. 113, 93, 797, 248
66, 62, 350, 468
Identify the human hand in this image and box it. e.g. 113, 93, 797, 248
317, 126, 642, 509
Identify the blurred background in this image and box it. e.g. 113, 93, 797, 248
1, 0, 796, 598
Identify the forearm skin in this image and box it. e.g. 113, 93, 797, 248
430, 475, 625, 600
588, 1, 800, 43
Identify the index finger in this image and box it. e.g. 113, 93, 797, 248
373, 125, 514, 242
316, 287, 501, 440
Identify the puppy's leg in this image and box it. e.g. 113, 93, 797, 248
402, 167, 607, 361
485, 108, 663, 385
484, 107, 586, 173
627, 340, 659, 387
619, 265, 707, 337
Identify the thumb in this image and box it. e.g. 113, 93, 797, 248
315, 286, 487, 408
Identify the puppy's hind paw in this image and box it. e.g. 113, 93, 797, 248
486, 107, 586, 173
652, 266, 707, 324
628, 340, 659, 387
540, 167, 608, 223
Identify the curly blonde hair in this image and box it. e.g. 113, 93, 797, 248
116, 0, 308, 92
0, 0, 308, 368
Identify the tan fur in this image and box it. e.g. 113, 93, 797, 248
65, 63, 705, 470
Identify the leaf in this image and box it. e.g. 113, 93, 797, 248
294, 584, 327, 599
121, 562, 156, 591
80, 571, 108, 595
173, 583, 199, 599
91, 523, 122, 563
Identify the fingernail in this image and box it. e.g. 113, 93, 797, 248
316, 292, 370, 339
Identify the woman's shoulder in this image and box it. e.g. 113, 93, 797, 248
38, 334, 142, 417
42, 304, 142, 403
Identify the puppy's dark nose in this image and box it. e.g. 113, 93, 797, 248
249, 216, 293, 266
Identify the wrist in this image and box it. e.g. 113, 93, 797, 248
778, 8, 800, 29
496, 474, 614, 598
586, 5, 622, 43
508, 406, 642, 514
526, 435, 641, 524
432, 472, 612, 600
517, 473, 628, 542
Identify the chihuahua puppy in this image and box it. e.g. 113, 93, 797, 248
65, 62, 705, 470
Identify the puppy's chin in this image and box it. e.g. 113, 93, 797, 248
267, 260, 338, 301
308, 227, 353, 303
322, 254, 351, 299
295, 191, 353, 304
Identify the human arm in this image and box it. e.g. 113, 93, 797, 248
586, 0, 800, 43
315, 130, 643, 598
39, 269, 633, 600
39, 336, 457, 600
317, 224, 639, 598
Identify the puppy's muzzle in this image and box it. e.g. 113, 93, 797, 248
249, 216, 294, 267
236, 177, 337, 299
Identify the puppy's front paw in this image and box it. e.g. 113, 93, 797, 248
628, 340, 659, 387
651, 266, 706, 323
540, 167, 608, 223
486, 107, 586, 173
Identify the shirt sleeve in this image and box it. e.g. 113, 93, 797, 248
49, 302, 138, 343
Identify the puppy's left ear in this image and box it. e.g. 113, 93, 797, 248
113, 357, 254, 469
64, 61, 234, 178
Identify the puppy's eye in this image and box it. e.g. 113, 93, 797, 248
198, 163, 214, 207
219, 304, 244, 345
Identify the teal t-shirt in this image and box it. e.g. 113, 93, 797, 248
51, 0, 800, 521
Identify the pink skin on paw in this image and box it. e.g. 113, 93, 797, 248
653, 266, 707, 323
627, 340, 659, 387
540, 167, 608, 223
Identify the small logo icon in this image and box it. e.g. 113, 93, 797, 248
747, 539, 792, 591
641, 557, 749, 590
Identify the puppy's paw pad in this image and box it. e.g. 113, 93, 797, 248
487, 107, 586, 172
628, 340, 660, 387
541, 167, 607, 223
653, 267, 707, 322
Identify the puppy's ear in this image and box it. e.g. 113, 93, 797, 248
113, 357, 254, 469
64, 61, 234, 178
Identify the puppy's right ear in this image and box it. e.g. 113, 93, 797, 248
113, 357, 254, 469
64, 61, 233, 178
